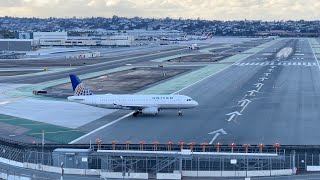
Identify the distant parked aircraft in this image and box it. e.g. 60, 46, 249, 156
189, 43, 200, 49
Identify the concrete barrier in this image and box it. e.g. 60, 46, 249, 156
8, 175, 31, 180
41, 165, 61, 174
182, 171, 220, 177
271, 169, 293, 176
181, 169, 293, 178
247, 170, 270, 177
64, 168, 86, 175
0, 157, 23, 168
307, 166, 320, 171
85, 169, 100, 176
222, 171, 246, 177
22, 162, 100, 175
23, 163, 37, 169
100, 172, 148, 179
156, 173, 181, 179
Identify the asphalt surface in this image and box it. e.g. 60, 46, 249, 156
74, 38, 320, 146
1, 38, 320, 180
0, 40, 264, 84
0, 44, 217, 84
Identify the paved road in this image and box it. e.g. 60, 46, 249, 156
73, 38, 320, 146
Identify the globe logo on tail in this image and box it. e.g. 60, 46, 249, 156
74, 83, 93, 96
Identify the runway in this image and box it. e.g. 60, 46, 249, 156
73, 38, 320, 145
0, 39, 265, 84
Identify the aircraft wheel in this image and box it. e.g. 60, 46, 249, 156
133, 112, 139, 117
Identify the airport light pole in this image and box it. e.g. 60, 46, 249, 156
42, 130, 44, 165
61, 162, 64, 180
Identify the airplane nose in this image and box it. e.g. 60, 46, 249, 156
194, 101, 199, 106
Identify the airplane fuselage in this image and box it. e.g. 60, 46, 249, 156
67, 74, 198, 116
68, 94, 198, 111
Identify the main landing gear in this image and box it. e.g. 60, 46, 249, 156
178, 110, 182, 116
133, 111, 140, 117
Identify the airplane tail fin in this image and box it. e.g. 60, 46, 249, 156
69, 74, 93, 96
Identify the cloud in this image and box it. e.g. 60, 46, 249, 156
0, 0, 319, 20
0, 0, 24, 7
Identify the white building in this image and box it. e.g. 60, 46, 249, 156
39, 35, 135, 47
66, 52, 101, 59
101, 36, 135, 46
33, 32, 68, 40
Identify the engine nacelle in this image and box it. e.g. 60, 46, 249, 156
142, 107, 159, 115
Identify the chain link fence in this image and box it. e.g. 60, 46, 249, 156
4, 141, 320, 178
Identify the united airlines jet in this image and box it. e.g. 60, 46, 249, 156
67, 74, 198, 116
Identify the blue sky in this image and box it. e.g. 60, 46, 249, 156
0, 0, 319, 20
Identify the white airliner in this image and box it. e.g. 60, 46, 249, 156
67, 74, 198, 116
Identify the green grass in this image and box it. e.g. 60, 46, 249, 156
0, 114, 84, 144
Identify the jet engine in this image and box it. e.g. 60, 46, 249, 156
142, 107, 159, 115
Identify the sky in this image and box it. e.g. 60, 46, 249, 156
0, 0, 320, 20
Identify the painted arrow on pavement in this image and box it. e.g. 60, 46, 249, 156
264, 73, 271, 76
238, 99, 252, 113
247, 90, 258, 96
259, 77, 268, 82
208, 128, 227, 144
226, 111, 242, 122
238, 99, 252, 107
268, 69, 274, 72
254, 83, 264, 89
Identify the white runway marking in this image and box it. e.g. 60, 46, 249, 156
208, 128, 227, 144
235, 61, 318, 67
259, 77, 268, 82
226, 111, 242, 122
69, 112, 133, 144
247, 90, 258, 96
308, 38, 320, 70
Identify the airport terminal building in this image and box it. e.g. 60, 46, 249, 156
0, 39, 36, 51
0, 31, 135, 52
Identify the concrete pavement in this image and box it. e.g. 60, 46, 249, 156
73, 38, 320, 146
